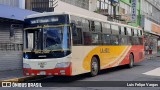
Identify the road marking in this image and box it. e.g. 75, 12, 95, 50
143, 67, 160, 76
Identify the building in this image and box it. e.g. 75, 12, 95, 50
0, 0, 25, 9
94, 0, 141, 26
0, 4, 37, 71
25, 0, 89, 12
94, 0, 160, 54
141, 0, 160, 54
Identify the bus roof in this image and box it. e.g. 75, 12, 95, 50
26, 11, 142, 30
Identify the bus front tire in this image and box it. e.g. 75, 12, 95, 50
128, 54, 134, 68
90, 57, 99, 77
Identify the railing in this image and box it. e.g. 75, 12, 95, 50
0, 43, 23, 51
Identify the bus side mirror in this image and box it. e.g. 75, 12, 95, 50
71, 23, 77, 36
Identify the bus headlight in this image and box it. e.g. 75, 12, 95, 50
55, 62, 71, 68
23, 63, 31, 68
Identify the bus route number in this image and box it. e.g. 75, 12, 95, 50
100, 48, 110, 53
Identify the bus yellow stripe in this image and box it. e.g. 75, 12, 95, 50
82, 46, 131, 71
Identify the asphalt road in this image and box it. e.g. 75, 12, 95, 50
1, 57, 160, 90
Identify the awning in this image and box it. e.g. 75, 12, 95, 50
0, 4, 38, 21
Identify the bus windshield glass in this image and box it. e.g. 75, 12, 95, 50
24, 26, 70, 51
43, 27, 63, 50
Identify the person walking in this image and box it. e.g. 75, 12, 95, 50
149, 44, 153, 59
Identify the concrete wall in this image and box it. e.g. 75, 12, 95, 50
89, 0, 97, 12
54, 1, 107, 21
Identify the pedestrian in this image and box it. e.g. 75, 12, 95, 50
149, 45, 153, 59
145, 45, 149, 55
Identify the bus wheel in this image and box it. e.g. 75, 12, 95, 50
90, 57, 99, 77
128, 54, 134, 68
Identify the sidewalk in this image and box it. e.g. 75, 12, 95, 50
0, 69, 45, 83
0, 69, 23, 81
145, 53, 160, 60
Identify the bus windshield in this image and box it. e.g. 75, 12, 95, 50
24, 26, 70, 51
43, 27, 63, 50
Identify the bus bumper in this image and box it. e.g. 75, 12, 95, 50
23, 64, 72, 76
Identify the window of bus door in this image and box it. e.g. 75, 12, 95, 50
24, 29, 42, 50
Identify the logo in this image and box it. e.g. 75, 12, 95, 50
38, 62, 47, 68
2, 82, 11, 87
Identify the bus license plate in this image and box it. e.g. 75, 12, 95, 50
39, 71, 46, 75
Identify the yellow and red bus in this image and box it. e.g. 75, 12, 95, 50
23, 12, 144, 76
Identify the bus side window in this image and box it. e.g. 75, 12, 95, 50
119, 26, 121, 35
121, 26, 124, 35
83, 32, 92, 45
119, 36, 128, 45
103, 34, 111, 45
131, 28, 134, 36
127, 28, 132, 36
110, 35, 119, 45
134, 29, 137, 36
140, 30, 143, 36
82, 18, 90, 32
111, 24, 119, 35
91, 33, 101, 45
90, 21, 95, 32
137, 30, 139, 36
95, 21, 102, 32
102, 23, 111, 34
72, 28, 83, 45
124, 27, 127, 35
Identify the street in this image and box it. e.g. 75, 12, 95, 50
1, 57, 160, 90
0, 57, 160, 90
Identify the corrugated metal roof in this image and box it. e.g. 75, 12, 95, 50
0, 4, 38, 21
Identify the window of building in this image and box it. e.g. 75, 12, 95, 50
96, 0, 112, 15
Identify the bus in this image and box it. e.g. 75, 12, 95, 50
23, 12, 144, 76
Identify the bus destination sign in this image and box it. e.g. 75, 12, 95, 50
30, 17, 59, 24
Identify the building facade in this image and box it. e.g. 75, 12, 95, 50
141, 0, 160, 54
0, 4, 37, 71
25, 0, 89, 12
0, 0, 25, 9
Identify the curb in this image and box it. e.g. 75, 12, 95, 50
0, 75, 46, 83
